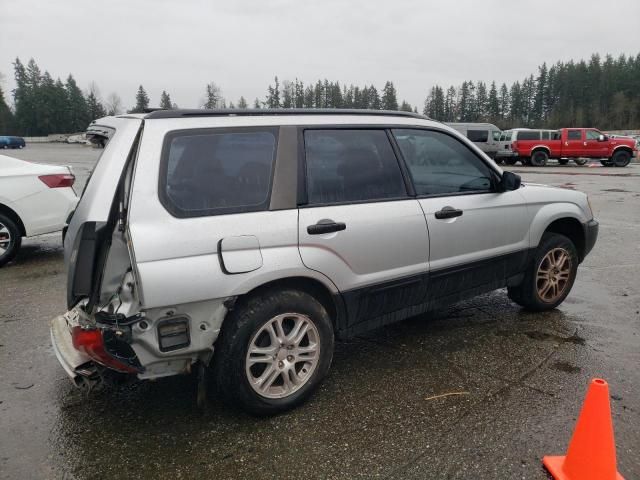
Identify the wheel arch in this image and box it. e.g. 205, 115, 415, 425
0, 203, 27, 237
542, 217, 586, 262
531, 145, 551, 155
232, 275, 345, 335
612, 145, 633, 156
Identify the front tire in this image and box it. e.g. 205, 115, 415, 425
504, 158, 518, 166
508, 232, 578, 311
574, 158, 588, 166
213, 289, 334, 415
0, 214, 21, 267
612, 150, 631, 167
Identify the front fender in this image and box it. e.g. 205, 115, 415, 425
528, 202, 589, 248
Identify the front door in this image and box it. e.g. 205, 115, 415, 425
584, 129, 608, 158
297, 128, 430, 326
391, 128, 532, 305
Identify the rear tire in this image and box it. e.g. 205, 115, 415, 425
213, 289, 334, 416
0, 213, 21, 267
612, 150, 631, 167
508, 232, 578, 311
530, 150, 548, 167
600, 159, 613, 167
504, 158, 518, 166
574, 158, 588, 166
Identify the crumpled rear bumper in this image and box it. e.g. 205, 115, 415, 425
50, 313, 92, 386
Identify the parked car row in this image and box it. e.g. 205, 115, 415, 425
450, 124, 638, 167
0, 136, 26, 149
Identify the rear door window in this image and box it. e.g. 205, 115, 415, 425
467, 130, 489, 142
161, 128, 277, 217
567, 130, 582, 140
304, 129, 407, 204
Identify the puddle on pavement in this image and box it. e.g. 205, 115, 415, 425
524, 330, 585, 344
550, 361, 581, 374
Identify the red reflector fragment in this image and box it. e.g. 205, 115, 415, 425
39, 174, 75, 188
71, 326, 138, 373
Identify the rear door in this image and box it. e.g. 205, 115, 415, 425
297, 128, 429, 327
391, 128, 531, 305
563, 129, 583, 157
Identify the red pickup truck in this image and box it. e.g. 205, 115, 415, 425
512, 128, 637, 167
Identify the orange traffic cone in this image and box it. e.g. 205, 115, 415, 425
543, 378, 624, 480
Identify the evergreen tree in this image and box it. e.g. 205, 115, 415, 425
0, 84, 14, 134
86, 83, 107, 120
66, 74, 90, 132
253, 98, 262, 109
159, 90, 173, 109
487, 81, 500, 122
237, 96, 248, 109
381, 81, 398, 110
131, 85, 150, 113
266, 76, 280, 108
399, 100, 413, 112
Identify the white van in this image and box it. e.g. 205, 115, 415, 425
445, 122, 501, 159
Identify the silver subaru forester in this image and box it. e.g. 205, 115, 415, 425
51, 109, 598, 415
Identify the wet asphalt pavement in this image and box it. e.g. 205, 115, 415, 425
1, 144, 639, 479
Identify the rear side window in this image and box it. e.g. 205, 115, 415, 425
160, 128, 277, 217
567, 130, 582, 140
516, 130, 540, 140
467, 130, 489, 142
304, 129, 407, 204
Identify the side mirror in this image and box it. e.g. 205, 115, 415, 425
598, 134, 607, 142
499, 171, 521, 192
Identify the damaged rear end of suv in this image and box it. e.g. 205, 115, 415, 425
52, 114, 222, 393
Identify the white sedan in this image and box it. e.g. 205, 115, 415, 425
0, 154, 78, 266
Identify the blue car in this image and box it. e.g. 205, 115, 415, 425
0, 136, 26, 149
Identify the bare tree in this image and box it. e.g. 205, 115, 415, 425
105, 92, 123, 116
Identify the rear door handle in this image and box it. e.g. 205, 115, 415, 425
435, 206, 463, 220
307, 219, 346, 235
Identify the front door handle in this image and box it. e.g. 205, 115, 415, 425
435, 206, 463, 220
307, 219, 346, 235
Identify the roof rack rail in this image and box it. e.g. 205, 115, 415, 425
144, 108, 430, 120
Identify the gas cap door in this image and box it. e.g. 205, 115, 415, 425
219, 235, 263, 274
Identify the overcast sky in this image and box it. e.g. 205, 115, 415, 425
1, 0, 639, 110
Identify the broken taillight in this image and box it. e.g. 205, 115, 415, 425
39, 174, 75, 188
71, 326, 139, 373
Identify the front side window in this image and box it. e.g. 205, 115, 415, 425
393, 129, 494, 196
304, 129, 407, 204
467, 130, 489, 142
161, 129, 277, 217
541, 131, 550, 140
567, 130, 582, 140
585, 130, 600, 140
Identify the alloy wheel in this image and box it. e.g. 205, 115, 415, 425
245, 313, 320, 399
536, 247, 572, 303
0, 221, 12, 255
